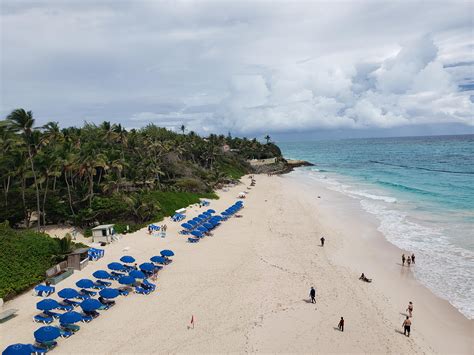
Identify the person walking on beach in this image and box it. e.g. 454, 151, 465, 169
309, 287, 316, 303
402, 254, 406, 266
320, 236, 325, 247
407, 256, 411, 267
406, 301, 413, 317
411, 253, 415, 264
402, 316, 412, 337
338, 317, 344, 332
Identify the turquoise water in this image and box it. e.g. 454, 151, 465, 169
278, 135, 474, 318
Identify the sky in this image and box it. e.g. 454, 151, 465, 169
1, 0, 473, 139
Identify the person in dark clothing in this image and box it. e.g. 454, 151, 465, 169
338, 317, 344, 332
402, 254, 406, 266
309, 287, 316, 303
320, 237, 325, 246
402, 316, 411, 337
411, 253, 415, 264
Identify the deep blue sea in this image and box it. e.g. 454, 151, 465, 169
278, 134, 474, 319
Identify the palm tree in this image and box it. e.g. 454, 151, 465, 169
6, 109, 42, 231
264, 134, 271, 144
180, 124, 186, 134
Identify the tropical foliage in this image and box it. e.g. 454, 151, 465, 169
0, 109, 281, 229
0, 222, 85, 299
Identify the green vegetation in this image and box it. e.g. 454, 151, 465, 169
0, 109, 281, 229
0, 222, 84, 300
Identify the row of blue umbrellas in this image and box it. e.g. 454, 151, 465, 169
7, 251, 176, 354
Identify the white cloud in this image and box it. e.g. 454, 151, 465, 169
1, 1, 472, 135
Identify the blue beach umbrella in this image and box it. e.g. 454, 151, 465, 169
76, 279, 95, 289
203, 222, 213, 229
191, 231, 203, 238
160, 249, 174, 257
181, 223, 193, 230
196, 226, 208, 233
2, 343, 34, 355
99, 288, 120, 299
129, 270, 146, 279
36, 299, 59, 311
150, 256, 166, 264
80, 299, 102, 312
139, 263, 155, 272
93, 270, 111, 279
107, 262, 125, 271
207, 209, 216, 213
118, 276, 136, 285
187, 220, 197, 226
58, 288, 80, 299
34, 326, 61, 342
59, 311, 83, 324
120, 255, 135, 263
193, 217, 203, 223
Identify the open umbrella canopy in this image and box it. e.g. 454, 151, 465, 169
2, 343, 34, 355
58, 288, 80, 299
93, 270, 111, 279
120, 255, 135, 263
203, 222, 213, 229
99, 288, 120, 299
196, 226, 208, 233
34, 326, 61, 342
118, 276, 136, 285
181, 223, 193, 230
150, 256, 166, 264
207, 209, 216, 213
187, 220, 197, 226
36, 299, 59, 311
108, 262, 125, 271
76, 279, 95, 289
59, 311, 83, 324
160, 249, 174, 257
191, 230, 203, 238
139, 263, 155, 272
80, 298, 102, 311
129, 270, 146, 279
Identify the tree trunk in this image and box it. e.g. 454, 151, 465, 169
65, 172, 75, 216
4, 175, 10, 206
27, 146, 41, 231
42, 176, 49, 226
88, 171, 94, 207
53, 175, 57, 192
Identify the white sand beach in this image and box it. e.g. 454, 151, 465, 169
1, 174, 472, 354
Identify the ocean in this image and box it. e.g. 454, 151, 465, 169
278, 134, 474, 319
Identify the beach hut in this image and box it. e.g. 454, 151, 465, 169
175, 208, 186, 214
92, 224, 115, 243
67, 248, 90, 270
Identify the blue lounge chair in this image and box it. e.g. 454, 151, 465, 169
34, 341, 57, 352
96, 280, 112, 287
62, 299, 80, 308
34, 285, 55, 297
44, 310, 62, 319
33, 314, 54, 324
80, 314, 93, 322
188, 237, 199, 243
55, 327, 74, 338
80, 289, 97, 296
83, 310, 100, 319
56, 303, 73, 312
142, 280, 156, 292
60, 323, 80, 332
135, 287, 151, 295
92, 282, 106, 290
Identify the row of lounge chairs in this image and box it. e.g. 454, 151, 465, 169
182, 201, 244, 243
4, 251, 174, 354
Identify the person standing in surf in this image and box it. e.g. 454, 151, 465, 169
402, 254, 406, 266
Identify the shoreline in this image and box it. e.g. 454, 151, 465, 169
1, 174, 471, 353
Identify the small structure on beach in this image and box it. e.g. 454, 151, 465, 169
92, 224, 115, 243
67, 247, 90, 271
